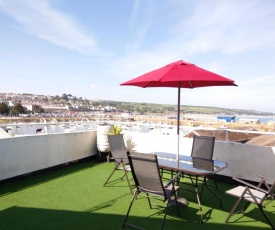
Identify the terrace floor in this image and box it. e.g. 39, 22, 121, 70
0, 158, 274, 230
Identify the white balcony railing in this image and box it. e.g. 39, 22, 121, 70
0, 122, 274, 183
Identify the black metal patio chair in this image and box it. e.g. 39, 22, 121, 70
184, 135, 218, 191
122, 153, 181, 230
103, 134, 133, 194
225, 172, 275, 229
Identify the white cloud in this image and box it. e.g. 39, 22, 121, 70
173, 0, 275, 54
128, 0, 140, 28
126, 0, 157, 55
90, 84, 96, 89
110, 0, 275, 112
0, 0, 99, 54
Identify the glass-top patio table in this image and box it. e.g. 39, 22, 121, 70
155, 152, 228, 222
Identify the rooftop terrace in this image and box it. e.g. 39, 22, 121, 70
0, 158, 274, 230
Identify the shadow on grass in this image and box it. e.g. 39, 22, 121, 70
0, 206, 271, 230
177, 179, 274, 229
86, 193, 130, 213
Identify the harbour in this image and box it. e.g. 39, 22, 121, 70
1, 113, 275, 137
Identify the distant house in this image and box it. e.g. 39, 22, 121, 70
43, 105, 70, 111
0, 100, 10, 106
22, 104, 41, 112
104, 106, 116, 112
217, 115, 236, 123
121, 113, 130, 118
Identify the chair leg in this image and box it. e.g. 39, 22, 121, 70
181, 172, 194, 184
160, 201, 170, 230
189, 175, 194, 184
172, 191, 180, 217
160, 168, 163, 178
170, 170, 174, 179
259, 205, 275, 230
212, 176, 219, 190
226, 198, 275, 229
122, 190, 139, 229
146, 193, 152, 209
225, 196, 243, 223
104, 164, 133, 194
200, 176, 217, 200
200, 176, 205, 200
103, 167, 117, 186
124, 171, 133, 195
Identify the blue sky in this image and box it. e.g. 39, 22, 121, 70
0, 0, 275, 113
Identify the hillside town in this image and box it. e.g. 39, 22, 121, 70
0, 92, 118, 114
1, 92, 275, 133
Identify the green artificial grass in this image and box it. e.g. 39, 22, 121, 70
0, 159, 274, 230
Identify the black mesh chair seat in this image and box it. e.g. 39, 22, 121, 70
138, 184, 180, 197
164, 184, 180, 197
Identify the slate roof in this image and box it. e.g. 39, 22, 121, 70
245, 134, 275, 147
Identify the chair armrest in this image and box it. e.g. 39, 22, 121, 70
250, 172, 275, 183
164, 172, 181, 188
112, 157, 128, 161
233, 177, 269, 194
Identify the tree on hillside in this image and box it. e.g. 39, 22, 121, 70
35, 106, 45, 113
92, 101, 100, 106
61, 93, 68, 101
10, 103, 25, 115
83, 99, 90, 105
0, 102, 9, 115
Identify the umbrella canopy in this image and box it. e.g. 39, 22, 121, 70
120, 60, 237, 88
120, 60, 237, 163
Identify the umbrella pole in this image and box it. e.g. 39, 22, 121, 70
177, 84, 180, 167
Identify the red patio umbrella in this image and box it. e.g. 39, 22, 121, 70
120, 60, 237, 163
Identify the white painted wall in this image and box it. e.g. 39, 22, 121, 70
214, 141, 275, 182
1, 130, 274, 183
0, 131, 97, 181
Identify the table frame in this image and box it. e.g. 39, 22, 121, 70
156, 153, 228, 222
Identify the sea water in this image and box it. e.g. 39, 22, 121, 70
235, 116, 274, 123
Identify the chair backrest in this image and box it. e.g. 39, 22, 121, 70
127, 153, 166, 198
267, 181, 275, 197
191, 135, 215, 160
193, 157, 214, 171
108, 134, 128, 164
257, 179, 275, 204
